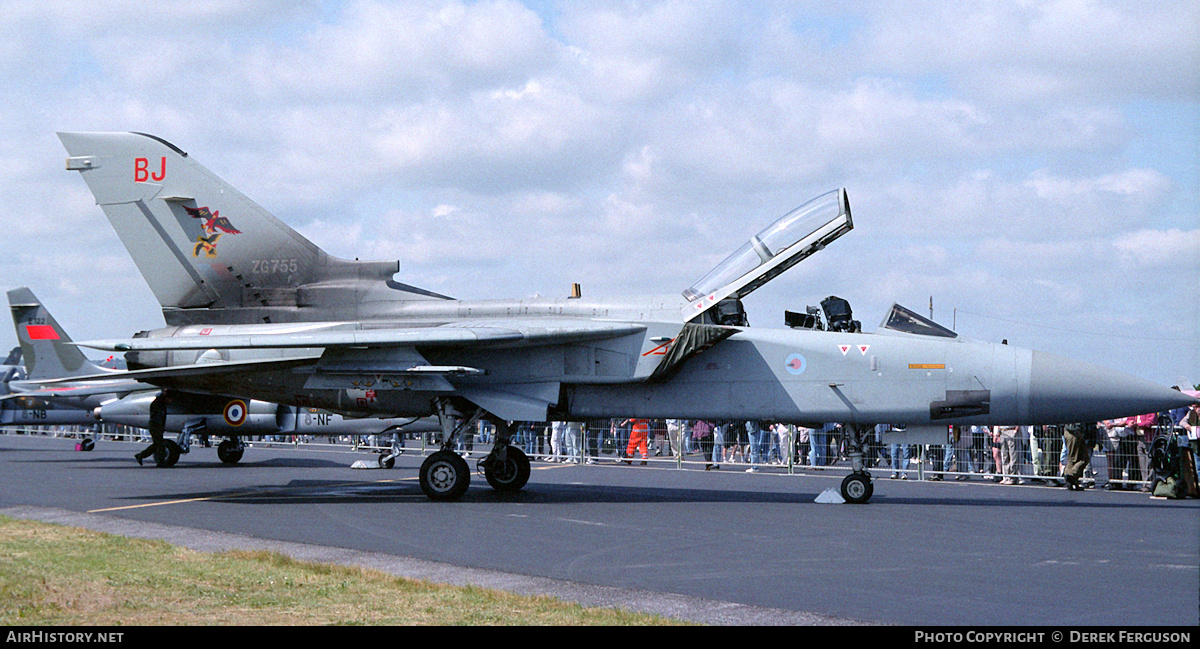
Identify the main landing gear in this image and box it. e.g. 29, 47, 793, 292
482, 445, 530, 492
837, 424, 874, 504
134, 394, 229, 468
151, 438, 183, 468
419, 450, 472, 501
148, 418, 209, 468
418, 399, 531, 501
217, 437, 245, 464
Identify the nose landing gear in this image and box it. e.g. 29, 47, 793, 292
838, 424, 874, 504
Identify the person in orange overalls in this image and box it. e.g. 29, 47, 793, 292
623, 418, 650, 465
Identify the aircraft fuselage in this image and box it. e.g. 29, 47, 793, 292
120, 295, 1176, 427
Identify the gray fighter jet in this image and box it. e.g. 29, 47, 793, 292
7, 286, 437, 466
56, 132, 1197, 502
1, 347, 98, 429
3, 288, 135, 434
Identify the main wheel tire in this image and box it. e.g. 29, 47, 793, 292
419, 451, 470, 501
840, 473, 873, 504
484, 446, 531, 492
217, 440, 244, 464
154, 440, 181, 468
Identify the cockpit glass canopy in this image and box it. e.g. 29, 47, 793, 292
880, 304, 958, 338
683, 189, 852, 303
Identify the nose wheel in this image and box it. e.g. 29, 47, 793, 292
840, 472, 873, 504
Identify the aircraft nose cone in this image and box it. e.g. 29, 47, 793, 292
1028, 351, 1197, 423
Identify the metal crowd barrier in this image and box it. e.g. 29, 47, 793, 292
4, 421, 1184, 492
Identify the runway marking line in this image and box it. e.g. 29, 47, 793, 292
89, 496, 223, 513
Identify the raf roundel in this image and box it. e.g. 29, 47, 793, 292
223, 399, 248, 427
784, 353, 807, 376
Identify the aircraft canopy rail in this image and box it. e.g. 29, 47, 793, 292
682, 189, 853, 316
879, 304, 958, 338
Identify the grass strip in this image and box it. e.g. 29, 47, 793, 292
0, 516, 681, 626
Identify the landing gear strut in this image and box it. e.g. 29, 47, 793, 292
376, 426, 408, 469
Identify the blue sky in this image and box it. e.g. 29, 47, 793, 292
0, 0, 1196, 386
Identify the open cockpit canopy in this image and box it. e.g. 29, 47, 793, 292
879, 304, 958, 339
683, 189, 852, 318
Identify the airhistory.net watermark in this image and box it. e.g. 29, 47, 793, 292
6, 631, 124, 644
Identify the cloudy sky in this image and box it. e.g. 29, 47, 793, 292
1, 0, 1196, 386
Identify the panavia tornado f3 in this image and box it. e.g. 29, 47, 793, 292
55, 131, 1197, 502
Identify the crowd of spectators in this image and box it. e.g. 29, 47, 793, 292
469, 403, 1200, 492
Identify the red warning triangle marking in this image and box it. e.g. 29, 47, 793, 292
858, 345, 870, 355
838, 345, 850, 356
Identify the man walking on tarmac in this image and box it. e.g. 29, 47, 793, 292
134, 392, 171, 466
1063, 422, 1095, 491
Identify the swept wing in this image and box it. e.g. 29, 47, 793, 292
77, 319, 648, 352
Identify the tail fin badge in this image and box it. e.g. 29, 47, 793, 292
25, 325, 59, 340
183, 205, 242, 258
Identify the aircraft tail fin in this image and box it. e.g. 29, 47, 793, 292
57, 132, 449, 326
1, 347, 22, 395
7, 287, 106, 381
